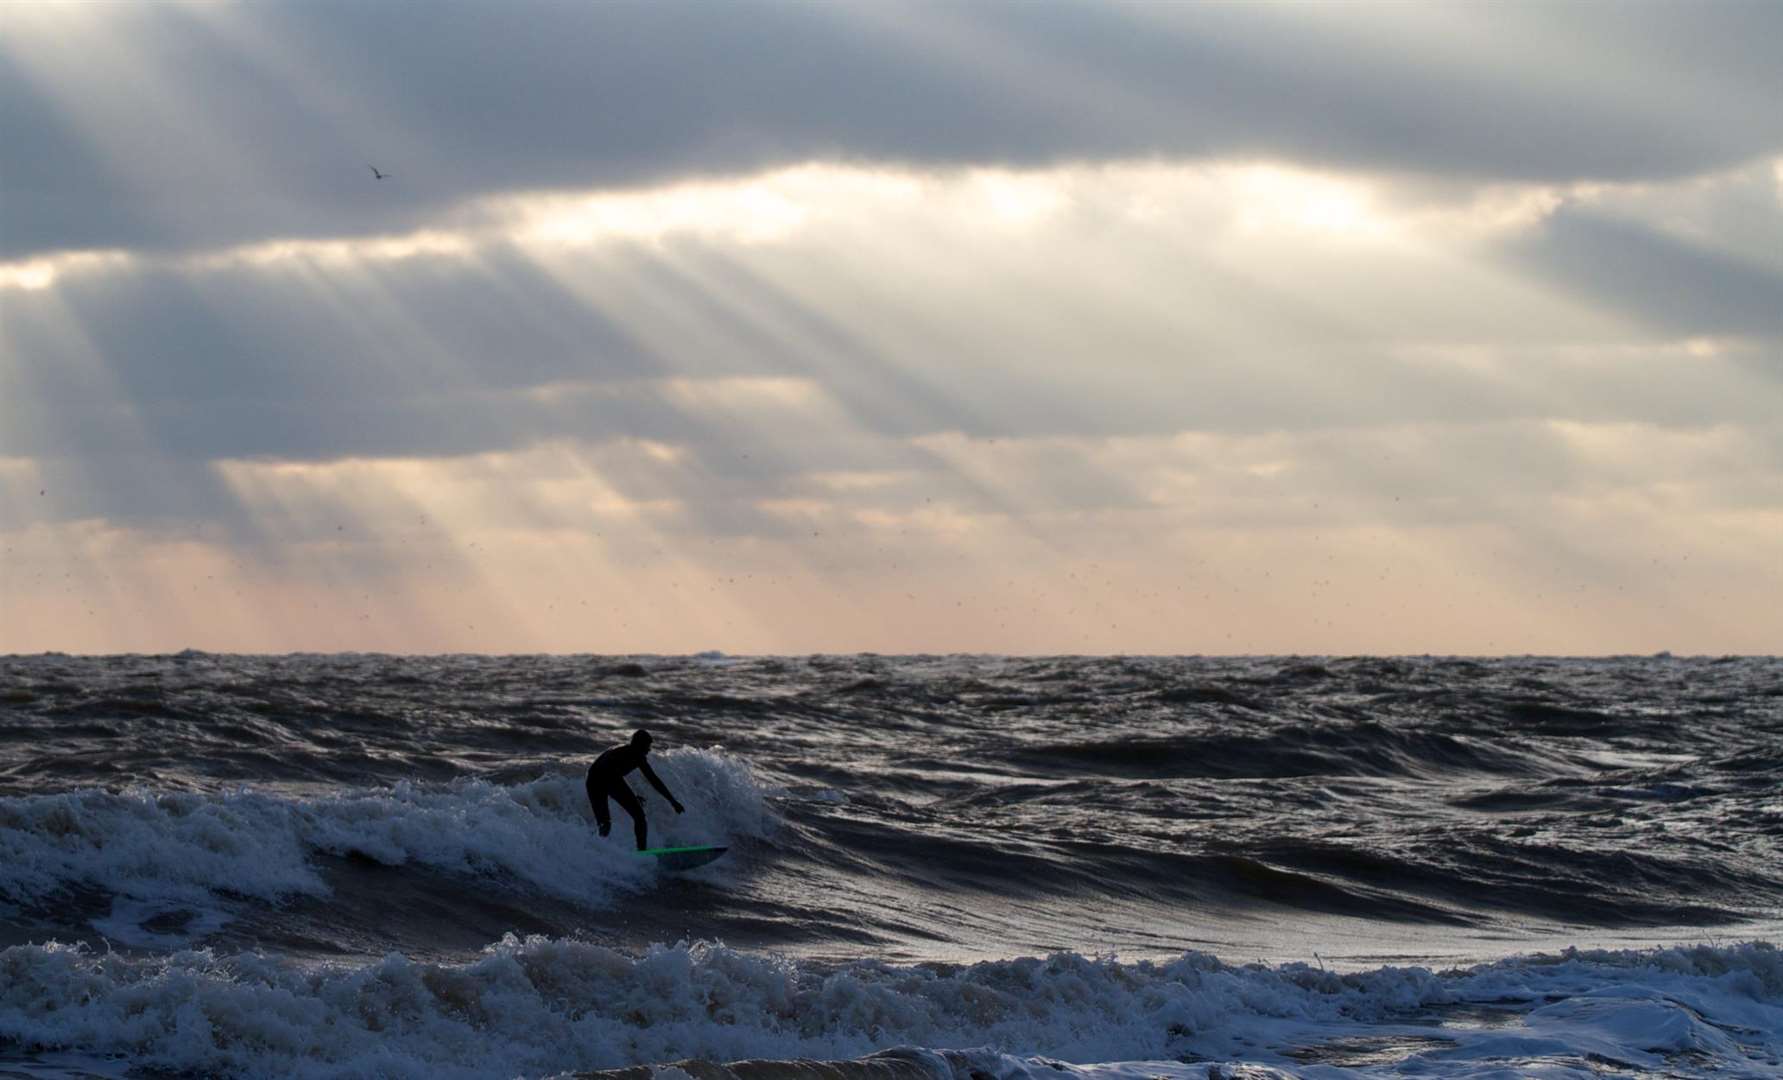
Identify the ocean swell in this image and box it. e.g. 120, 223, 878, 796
1000, 723, 1542, 781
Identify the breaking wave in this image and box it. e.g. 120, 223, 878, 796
1, 939, 1778, 1079
0, 749, 771, 914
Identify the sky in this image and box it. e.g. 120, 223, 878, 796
2, 1, 1780, 655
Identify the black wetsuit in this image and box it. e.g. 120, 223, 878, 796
585, 744, 678, 850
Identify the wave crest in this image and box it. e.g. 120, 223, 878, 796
1, 940, 1777, 1079
0, 748, 772, 914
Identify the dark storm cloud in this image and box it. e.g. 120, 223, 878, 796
0, 244, 919, 465
2, 245, 671, 462
1502, 208, 1783, 338
8, 226, 1779, 488
6, 0, 1783, 260
13, 452, 256, 538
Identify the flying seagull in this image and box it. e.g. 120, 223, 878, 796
368, 164, 390, 180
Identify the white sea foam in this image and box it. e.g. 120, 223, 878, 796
0, 749, 771, 916
0, 939, 1778, 1079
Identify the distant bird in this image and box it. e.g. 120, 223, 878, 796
368, 164, 391, 180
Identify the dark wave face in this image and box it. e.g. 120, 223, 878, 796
1, 653, 1780, 964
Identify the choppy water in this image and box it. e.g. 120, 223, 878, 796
2, 653, 1780, 1077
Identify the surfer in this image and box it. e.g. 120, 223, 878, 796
586, 728, 684, 850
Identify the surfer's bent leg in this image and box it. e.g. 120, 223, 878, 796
585, 769, 612, 837
610, 783, 647, 850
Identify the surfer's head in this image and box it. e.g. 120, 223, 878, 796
631, 728, 654, 752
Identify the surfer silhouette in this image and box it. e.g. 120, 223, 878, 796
586, 728, 683, 850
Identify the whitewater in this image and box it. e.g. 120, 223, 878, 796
1, 653, 1779, 1077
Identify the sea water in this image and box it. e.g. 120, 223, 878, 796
1, 653, 1779, 1077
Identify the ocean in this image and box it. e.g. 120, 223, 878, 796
1, 653, 1779, 1078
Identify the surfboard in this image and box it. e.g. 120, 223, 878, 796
637, 844, 727, 871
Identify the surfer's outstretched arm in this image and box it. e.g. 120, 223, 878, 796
639, 760, 685, 813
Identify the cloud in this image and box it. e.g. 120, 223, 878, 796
5, 4, 1782, 652
7, 161, 1779, 503
1503, 207, 1783, 338
6, 1, 1783, 260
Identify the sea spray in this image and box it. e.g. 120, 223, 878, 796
0, 749, 773, 912
1, 940, 1779, 1079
